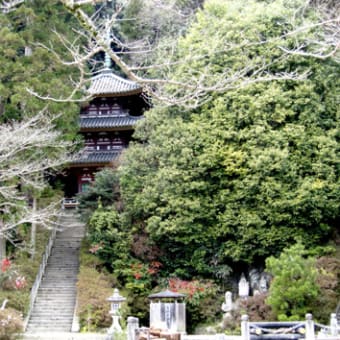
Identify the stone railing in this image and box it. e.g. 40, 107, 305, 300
314, 314, 340, 339
23, 223, 57, 330
242, 313, 339, 340
128, 313, 339, 340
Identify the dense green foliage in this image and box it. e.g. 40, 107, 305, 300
0, 227, 50, 313
120, 0, 339, 278
265, 242, 319, 320
0, 0, 80, 136
76, 242, 114, 332
78, 169, 121, 221
79, 0, 339, 329
1, 0, 339, 332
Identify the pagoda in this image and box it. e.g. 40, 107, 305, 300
63, 62, 147, 196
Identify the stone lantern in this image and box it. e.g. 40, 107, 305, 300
148, 290, 186, 333
107, 288, 126, 335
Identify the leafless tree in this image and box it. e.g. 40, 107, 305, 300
0, 111, 74, 259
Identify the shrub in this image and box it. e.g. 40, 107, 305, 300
0, 258, 30, 315
265, 242, 319, 321
0, 308, 23, 340
239, 293, 273, 321
312, 256, 340, 323
166, 278, 220, 333
77, 266, 116, 331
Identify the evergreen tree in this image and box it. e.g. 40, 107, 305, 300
0, 1, 81, 257
120, 0, 339, 277
0, 0, 80, 137
265, 242, 319, 320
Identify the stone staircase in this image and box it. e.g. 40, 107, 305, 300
25, 210, 85, 334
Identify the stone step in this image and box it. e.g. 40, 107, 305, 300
38, 285, 77, 290
44, 267, 79, 270
38, 286, 77, 290
39, 283, 78, 287
26, 327, 72, 333
30, 311, 74, 314
40, 280, 78, 284
30, 308, 75, 313
24, 332, 108, 340
34, 297, 76, 301
27, 321, 73, 326
26, 210, 84, 333
29, 316, 74, 320
29, 319, 73, 322
36, 287, 77, 290
30, 309, 75, 313
32, 298, 75, 302
34, 296, 75, 299
42, 274, 78, 277
43, 271, 78, 274
34, 297, 76, 302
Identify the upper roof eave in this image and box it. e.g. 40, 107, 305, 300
87, 68, 143, 97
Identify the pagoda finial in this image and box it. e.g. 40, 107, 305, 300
104, 29, 112, 69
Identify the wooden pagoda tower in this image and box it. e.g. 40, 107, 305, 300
63, 64, 147, 197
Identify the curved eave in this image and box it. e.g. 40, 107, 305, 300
80, 126, 134, 133
68, 161, 116, 168
68, 151, 121, 168
79, 115, 143, 131
87, 69, 143, 98
89, 88, 143, 98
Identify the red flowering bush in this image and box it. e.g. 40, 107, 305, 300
166, 278, 220, 332
130, 261, 162, 281
1, 258, 11, 272
0, 258, 27, 291
122, 261, 163, 291
168, 278, 213, 306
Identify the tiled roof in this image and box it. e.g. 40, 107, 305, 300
80, 115, 143, 129
70, 150, 121, 166
87, 69, 142, 97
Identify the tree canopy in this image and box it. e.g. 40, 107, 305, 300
119, 0, 339, 277
0, 0, 81, 258
0, 0, 80, 137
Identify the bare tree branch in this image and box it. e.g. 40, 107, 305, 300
8, 0, 335, 107
0, 0, 24, 13
26, 0, 330, 108
0, 110, 75, 256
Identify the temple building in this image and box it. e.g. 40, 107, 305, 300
63, 67, 147, 197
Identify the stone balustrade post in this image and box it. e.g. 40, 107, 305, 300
127, 316, 139, 340
241, 314, 250, 340
330, 313, 338, 337
305, 313, 315, 340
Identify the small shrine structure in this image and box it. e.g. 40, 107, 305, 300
63, 61, 148, 196
148, 290, 186, 334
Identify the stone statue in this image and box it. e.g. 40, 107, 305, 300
259, 275, 268, 293
221, 291, 234, 329
249, 269, 270, 295
221, 291, 233, 313
238, 274, 249, 298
